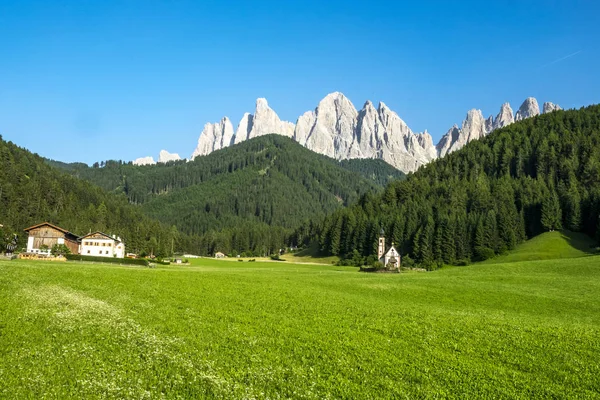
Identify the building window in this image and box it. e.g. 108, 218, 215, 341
105, 251, 109, 254
87, 250, 90, 254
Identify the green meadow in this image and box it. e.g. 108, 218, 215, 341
1, 233, 599, 399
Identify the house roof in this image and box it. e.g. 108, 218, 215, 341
80, 231, 123, 243
23, 222, 79, 239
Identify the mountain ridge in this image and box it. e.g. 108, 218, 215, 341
135, 93, 561, 172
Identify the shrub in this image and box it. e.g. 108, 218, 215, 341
336, 258, 353, 266
372, 261, 384, 270
270, 254, 285, 261
350, 250, 365, 267
51, 244, 71, 257
66, 254, 149, 266
474, 246, 495, 261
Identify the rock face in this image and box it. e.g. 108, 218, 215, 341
485, 115, 494, 134
133, 156, 155, 166
193, 99, 294, 158
292, 93, 437, 172
543, 102, 562, 114
191, 117, 235, 159
436, 97, 558, 158
295, 92, 358, 159
248, 98, 295, 140
437, 109, 487, 158
515, 97, 540, 121
158, 150, 181, 163
185, 93, 558, 172
493, 103, 514, 130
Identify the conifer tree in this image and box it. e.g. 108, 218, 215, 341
541, 190, 562, 231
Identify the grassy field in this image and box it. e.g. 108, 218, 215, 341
192, 252, 339, 266
191, 241, 339, 265
1, 237, 599, 398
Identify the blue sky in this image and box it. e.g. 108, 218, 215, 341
1, 0, 599, 164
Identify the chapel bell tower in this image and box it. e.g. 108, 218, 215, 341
378, 227, 385, 260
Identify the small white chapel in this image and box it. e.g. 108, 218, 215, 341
377, 228, 401, 271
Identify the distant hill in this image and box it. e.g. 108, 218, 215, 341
312, 105, 600, 266
49, 135, 403, 255
483, 230, 598, 264
0, 135, 183, 256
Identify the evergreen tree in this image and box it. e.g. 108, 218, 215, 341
541, 190, 562, 231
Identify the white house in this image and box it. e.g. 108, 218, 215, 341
377, 228, 400, 270
79, 232, 125, 258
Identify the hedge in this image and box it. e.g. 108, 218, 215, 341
66, 254, 149, 266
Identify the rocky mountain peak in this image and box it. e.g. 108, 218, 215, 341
158, 150, 181, 163
515, 97, 540, 121
133, 156, 156, 166
543, 102, 562, 114
247, 98, 295, 140
234, 113, 253, 145
485, 115, 494, 134
256, 98, 270, 111
493, 102, 514, 130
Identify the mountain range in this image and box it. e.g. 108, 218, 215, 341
134, 93, 560, 173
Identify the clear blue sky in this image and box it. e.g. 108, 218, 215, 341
1, 0, 599, 164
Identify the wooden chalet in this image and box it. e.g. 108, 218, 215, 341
23, 222, 80, 255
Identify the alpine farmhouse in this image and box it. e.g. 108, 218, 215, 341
23, 223, 80, 255
80, 232, 126, 258
23, 222, 125, 258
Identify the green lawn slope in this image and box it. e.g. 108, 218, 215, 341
485, 230, 598, 264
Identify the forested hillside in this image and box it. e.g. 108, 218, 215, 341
50, 135, 401, 255
338, 159, 405, 186
309, 105, 600, 267
0, 136, 184, 256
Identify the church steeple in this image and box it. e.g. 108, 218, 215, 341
378, 228, 385, 260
